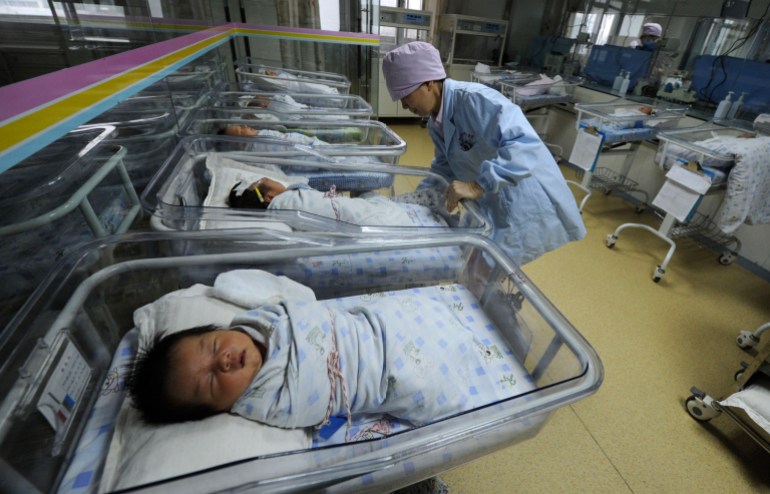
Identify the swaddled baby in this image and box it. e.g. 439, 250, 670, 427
127, 293, 514, 429
228, 177, 415, 226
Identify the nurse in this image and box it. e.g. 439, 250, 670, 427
630, 22, 663, 51
381, 41, 585, 266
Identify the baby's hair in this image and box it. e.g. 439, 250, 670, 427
228, 182, 269, 210
127, 324, 223, 424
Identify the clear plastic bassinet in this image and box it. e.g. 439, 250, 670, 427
140, 140, 489, 235
207, 89, 373, 119
0, 231, 602, 494
574, 98, 690, 144
235, 58, 351, 94
0, 125, 142, 332
179, 112, 407, 163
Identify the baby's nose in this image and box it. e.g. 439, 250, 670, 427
217, 350, 234, 372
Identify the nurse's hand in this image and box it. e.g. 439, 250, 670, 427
446, 180, 484, 213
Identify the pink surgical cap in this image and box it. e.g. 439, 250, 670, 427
382, 41, 447, 101
642, 23, 662, 37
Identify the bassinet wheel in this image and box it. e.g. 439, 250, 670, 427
634, 204, 646, 214
719, 252, 736, 265
652, 266, 665, 283
736, 330, 759, 349
605, 234, 617, 248
685, 394, 718, 422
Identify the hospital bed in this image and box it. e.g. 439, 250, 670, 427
179, 111, 406, 160
605, 120, 770, 282
235, 58, 351, 94
499, 75, 583, 157
567, 98, 690, 213
206, 90, 373, 119
0, 125, 141, 332
141, 148, 489, 235
0, 230, 602, 494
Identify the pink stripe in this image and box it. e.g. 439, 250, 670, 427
0, 24, 231, 121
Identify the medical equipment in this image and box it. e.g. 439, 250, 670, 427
604, 121, 769, 282
0, 230, 602, 494
686, 323, 770, 454
208, 90, 373, 119
567, 98, 689, 213
0, 125, 141, 331
141, 145, 489, 235
180, 110, 406, 162
235, 58, 351, 94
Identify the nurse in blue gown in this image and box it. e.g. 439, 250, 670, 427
382, 41, 585, 266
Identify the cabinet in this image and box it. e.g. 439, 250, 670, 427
376, 6, 435, 118
436, 14, 508, 81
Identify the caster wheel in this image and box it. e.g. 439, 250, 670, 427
736, 330, 757, 349
652, 266, 665, 283
719, 252, 736, 265
686, 395, 713, 422
634, 204, 646, 214
605, 234, 617, 248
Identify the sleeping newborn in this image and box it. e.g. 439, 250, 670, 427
228, 178, 415, 226
127, 292, 516, 429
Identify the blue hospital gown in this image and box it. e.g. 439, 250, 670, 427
229, 294, 515, 428
426, 79, 585, 265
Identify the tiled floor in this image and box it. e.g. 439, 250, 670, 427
385, 119, 770, 493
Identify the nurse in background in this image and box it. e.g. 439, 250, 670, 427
630, 22, 663, 51
381, 41, 585, 266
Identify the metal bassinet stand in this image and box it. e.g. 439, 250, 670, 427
686, 328, 770, 454
567, 99, 689, 213
604, 124, 744, 283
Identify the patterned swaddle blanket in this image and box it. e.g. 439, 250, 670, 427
230, 285, 531, 433
716, 135, 770, 234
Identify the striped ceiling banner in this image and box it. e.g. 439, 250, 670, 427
0, 23, 378, 172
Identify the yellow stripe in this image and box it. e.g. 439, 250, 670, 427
0, 33, 228, 154
234, 27, 379, 45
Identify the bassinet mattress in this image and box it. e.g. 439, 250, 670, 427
59, 282, 532, 493
580, 120, 657, 144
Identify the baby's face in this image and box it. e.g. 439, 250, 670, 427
167, 329, 263, 412
250, 177, 287, 204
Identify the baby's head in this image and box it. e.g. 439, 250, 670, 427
219, 124, 260, 137
228, 178, 287, 209
128, 325, 264, 424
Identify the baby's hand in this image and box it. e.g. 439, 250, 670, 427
445, 180, 484, 213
